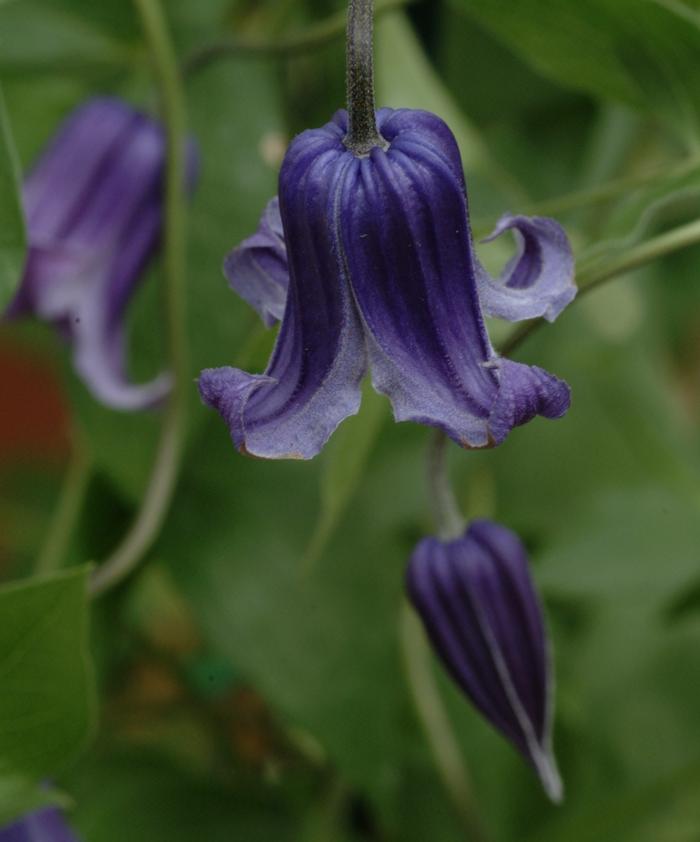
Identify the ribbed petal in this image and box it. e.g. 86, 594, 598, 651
223, 197, 289, 327
477, 215, 575, 323
0, 807, 81, 842
406, 520, 562, 802
199, 120, 366, 460
488, 358, 571, 446
5, 97, 197, 411
340, 109, 569, 448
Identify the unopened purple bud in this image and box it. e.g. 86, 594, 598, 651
407, 519, 562, 802
0, 807, 80, 841
5, 97, 198, 411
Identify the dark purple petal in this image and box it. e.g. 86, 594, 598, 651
5, 97, 198, 411
199, 121, 366, 460
488, 358, 571, 446
223, 197, 289, 327
342, 109, 569, 448
0, 807, 81, 842
203, 108, 571, 457
477, 215, 575, 323
406, 520, 562, 801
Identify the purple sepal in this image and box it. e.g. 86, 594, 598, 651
4, 97, 198, 411
198, 132, 367, 460
478, 215, 576, 323
204, 109, 571, 458
223, 197, 288, 328
407, 520, 563, 802
0, 807, 81, 842
488, 358, 571, 445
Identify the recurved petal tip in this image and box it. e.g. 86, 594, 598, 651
406, 520, 562, 800
478, 214, 576, 323
488, 358, 571, 445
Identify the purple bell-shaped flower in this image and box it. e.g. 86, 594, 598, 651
200, 108, 574, 459
5, 97, 198, 411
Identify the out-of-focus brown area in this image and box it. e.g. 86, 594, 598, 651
0, 336, 69, 464
0, 337, 69, 572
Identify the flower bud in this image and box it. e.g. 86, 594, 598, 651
407, 519, 562, 801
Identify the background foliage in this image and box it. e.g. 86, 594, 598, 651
2, 1, 700, 840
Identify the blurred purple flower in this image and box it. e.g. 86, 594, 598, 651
407, 519, 562, 801
200, 108, 574, 459
5, 97, 198, 411
0, 807, 80, 841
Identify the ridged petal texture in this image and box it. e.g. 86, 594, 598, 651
406, 520, 562, 802
200, 108, 572, 458
0, 808, 81, 842
5, 97, 198, 411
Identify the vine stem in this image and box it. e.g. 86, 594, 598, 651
345, 0, 386, 155
90, 0, 188, 597
473, 154, 700, 230
427, 429, 465, 540
501, 215, 700, 356
182, 0, 414, 76
400, 602, 490, 842
35, 430, 92, 576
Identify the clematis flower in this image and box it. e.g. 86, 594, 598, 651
0, 806, 81, 841
4, 97, 198, 411
406, 519, 562, 802
199, 108, 575, 460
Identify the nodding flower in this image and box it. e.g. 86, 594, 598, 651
407, 519, 563, 802
200, 108, 574, 460
5, 97, 198, 411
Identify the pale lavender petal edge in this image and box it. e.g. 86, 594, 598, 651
478, 215, 576, 323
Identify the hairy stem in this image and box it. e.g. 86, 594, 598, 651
501, 216, 700, 356
183, 0, 414, 75
90, 0, 188, 597
345, 0, 386, 155
400, 602, 490, 841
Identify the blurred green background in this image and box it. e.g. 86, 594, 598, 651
2, 0, 700, 839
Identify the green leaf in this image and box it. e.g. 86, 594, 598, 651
303, 384, 389, 571
0, 568, 95, 782
0, 85, 25, 311
0, 1, 134, 76
449, 0, 700, 140
67, 751, 300, 842
375, 11, 526, 209
162, 419, 427, 814
538, 486, 700, 605
576, 160, 700, 267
